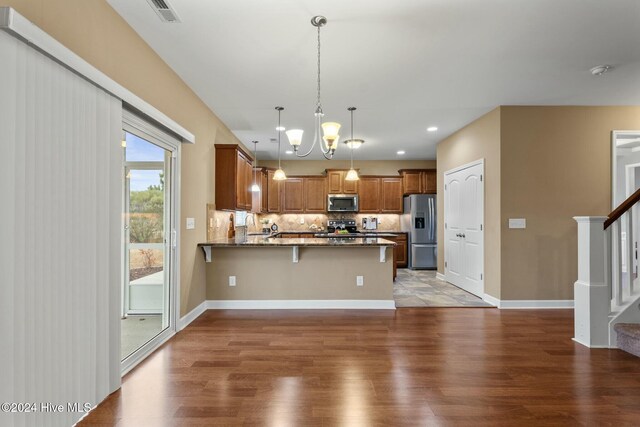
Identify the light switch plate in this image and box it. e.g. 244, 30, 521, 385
186, 217, 195, 229
356, 276, 364, 286
509, 218, 526, 229
229, 276, 236, 287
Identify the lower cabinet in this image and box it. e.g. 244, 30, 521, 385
383, 233, 408, 280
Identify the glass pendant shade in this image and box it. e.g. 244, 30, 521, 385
344, 139, 364, 149
322, 122, 341, 140
323, 135, 339, 152
286, 129, 304, 147
273, 168, 287, 181
251, 183, 261, 192
345, 168, 359, 181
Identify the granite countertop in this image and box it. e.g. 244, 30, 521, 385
198, 236, 396, 247
248, 230, 408, 238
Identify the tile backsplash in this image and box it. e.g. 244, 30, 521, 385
206, 204, 403, 240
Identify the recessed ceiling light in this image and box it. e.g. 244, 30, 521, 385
285, 150, 293, 154
590, 65, 613, 76
427, 126, 438, 132
397, 150, 405, 155
276, 126, 286, 131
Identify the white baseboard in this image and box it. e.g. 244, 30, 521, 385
206, 299, 396, 310
571, 338, 611, 349
483, 294, 574, 309
482, 293, 500, 307
178, 300, 207, 330
436, 272, 446, 281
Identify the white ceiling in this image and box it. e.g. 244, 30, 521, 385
107, 0, 640, 160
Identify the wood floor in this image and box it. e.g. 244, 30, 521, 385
80, 308, 640, 426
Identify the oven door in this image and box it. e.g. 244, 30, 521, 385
327, 195, 359, 212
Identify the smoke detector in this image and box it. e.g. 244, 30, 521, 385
146, 0, 181, 23
590, 65, 613, 76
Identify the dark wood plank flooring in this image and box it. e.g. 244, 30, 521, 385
80, 308, 640, 426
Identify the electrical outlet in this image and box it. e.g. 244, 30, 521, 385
209, 218, 214, 228
186, 217, 195, 230
229, 276, 236, 287
299, 217, 305, 224
356, 276, 364, 286
216, 218, 221, 228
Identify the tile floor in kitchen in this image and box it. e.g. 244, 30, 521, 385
394, 269, 493, 307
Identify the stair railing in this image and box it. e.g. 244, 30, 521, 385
574, 188, 640, 347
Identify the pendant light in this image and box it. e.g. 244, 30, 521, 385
344, 107, 363, 181
251, 141, 261, 192
285, 16, 341, 159
273, 106, 287, 181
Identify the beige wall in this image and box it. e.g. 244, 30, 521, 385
500, 106, 640, 300
436, 108, 501, 298
437, 106, 640, 301
206, 246, 394, 300
4, 0, 248, 316
260, 160, 436, 175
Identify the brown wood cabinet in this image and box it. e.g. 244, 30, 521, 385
303, 176, 327, 213
283, 178, 305, 213
399, 169, 437, 195
358, 177, 381, 213
215, 144, 254, 211
357, 176, 403, 214
267, 169, 283, 213
251, 167, 268, 213
381, 178, 403, 213
383, 233, 408, 280
325, 169, 358, 194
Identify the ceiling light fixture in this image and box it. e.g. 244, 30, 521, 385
285, 150, 293, 154
397, 150, 405, 155
590, 65, 613, 76
273, 107, 287, 181
276, 126, 286, 131
285, 16, 342, 159
427, 126, 438, 132
251, 141, 261, 192
344, 107, 362, 181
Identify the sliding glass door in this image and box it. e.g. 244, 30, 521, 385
121, 125, 177, 371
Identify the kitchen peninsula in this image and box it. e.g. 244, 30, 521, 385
198, 236, 396, 309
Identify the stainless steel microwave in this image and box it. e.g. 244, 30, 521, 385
327, 194, 359, 212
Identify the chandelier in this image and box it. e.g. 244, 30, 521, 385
285, 16, 342, 160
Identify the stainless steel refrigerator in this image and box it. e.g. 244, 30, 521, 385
401, 195, 437, 269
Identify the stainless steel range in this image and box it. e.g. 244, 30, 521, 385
327, 219, 358, 234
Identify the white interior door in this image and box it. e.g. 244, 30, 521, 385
445, 160, 484, 297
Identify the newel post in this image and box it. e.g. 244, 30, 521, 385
573, 216, 609, 347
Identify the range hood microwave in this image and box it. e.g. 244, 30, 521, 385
328, 194, 359, 212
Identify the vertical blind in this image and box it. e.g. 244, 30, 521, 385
0, 28, 122, 427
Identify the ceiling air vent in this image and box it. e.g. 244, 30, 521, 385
147, 0, 181, 23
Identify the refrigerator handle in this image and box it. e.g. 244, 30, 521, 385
431, 198, 435, 241
429, 198, 433, 241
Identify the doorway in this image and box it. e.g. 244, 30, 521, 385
444, 160, 485, 297
611, 131, 640, 297
121, 113, 179, 373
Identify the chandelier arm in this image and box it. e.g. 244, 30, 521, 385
293, 115, 331, 157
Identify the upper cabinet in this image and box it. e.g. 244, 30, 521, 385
251, 167, 268, 213
280, 176, 327, 213
381, 177, 403, 213
326, 169, 358, 194
215, 144, 254, 211
399, 169, 437, 195
358, 176, 402, 214
267, 169, 283, 213
359, 177, 381, 213
304, 176, 327, 213
282, 178, 305, 213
